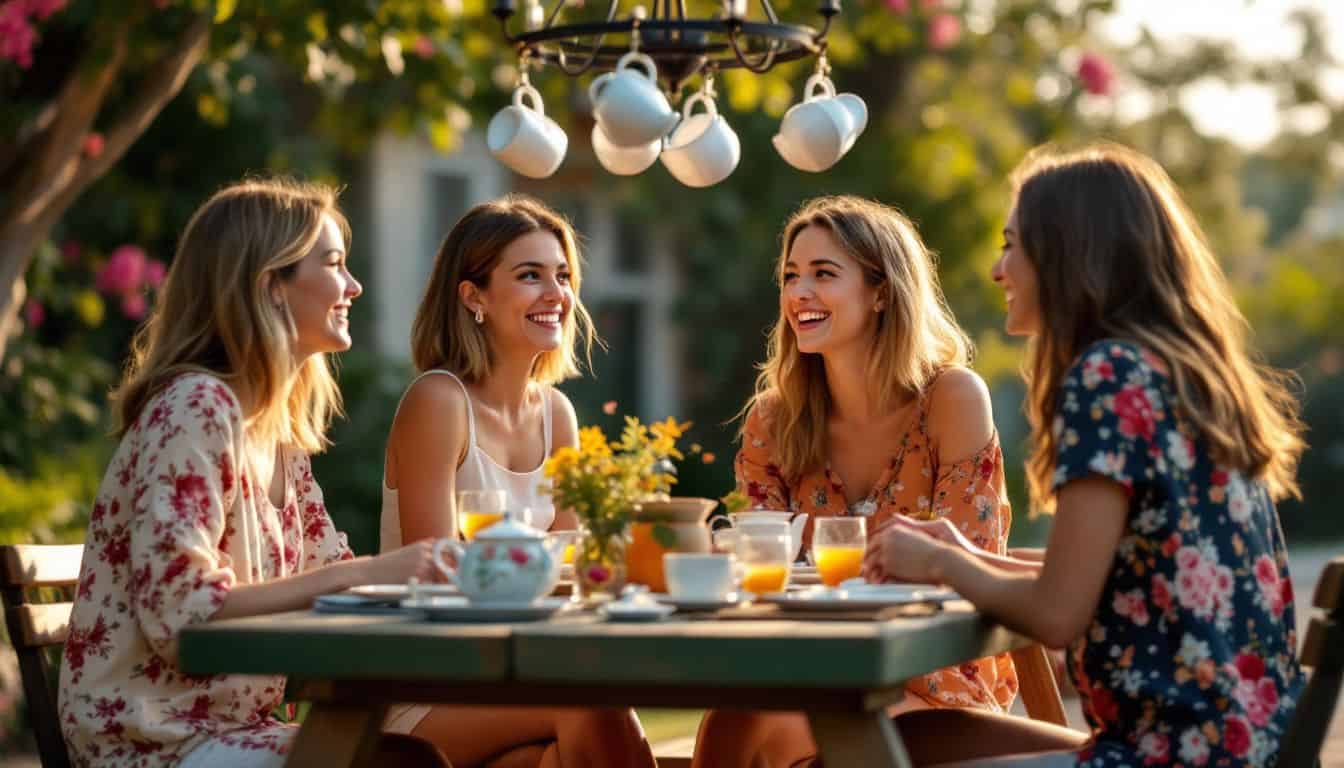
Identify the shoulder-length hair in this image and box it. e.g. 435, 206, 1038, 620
1012, 142, 1305, 506
411, 194, 596, 384
113, 177, 349, 453
743, 195, 971, 479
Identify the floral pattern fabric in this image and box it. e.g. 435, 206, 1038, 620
734, 374, 1018, 712
1053, 341, 1303, 767
58, 374, 353, 767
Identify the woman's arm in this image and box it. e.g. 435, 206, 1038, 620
548, 389, 581, 530
870, 475, 1127, 648
213, 542, 436, 620
385, 376, 471, 544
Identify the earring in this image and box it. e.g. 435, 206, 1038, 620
474, 308, 484, 324
873, 303, 882, 313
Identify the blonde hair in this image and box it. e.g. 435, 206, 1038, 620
113, 178, 350, 453
743, 195, 971, 479
1012, 143, 1305, 505
411, 194, 596, 384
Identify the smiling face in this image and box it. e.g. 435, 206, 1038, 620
466, 230, 574, 356
781, 224, 881, 356
276, 212, 362, 360
991, 204, 1042, 337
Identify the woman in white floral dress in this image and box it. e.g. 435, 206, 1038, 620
57, 179, 441, 768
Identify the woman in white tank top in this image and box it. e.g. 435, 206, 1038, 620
379, 196, 655, 768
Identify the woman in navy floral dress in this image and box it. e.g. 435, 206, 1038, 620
865, 143, 1306, 767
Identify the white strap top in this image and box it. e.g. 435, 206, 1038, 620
379, 370, 556, 551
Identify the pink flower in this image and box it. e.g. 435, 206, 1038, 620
412, 35, 435, 59
1114, 384, 1157, 441
0, 4, 36, 69
24, 0, 66, 21
508, 547, 530, 565
145, 259, 167, 288
1138, 732, 1169, 764
1234, 652, 1265, 682
1077, 52, 1114, 96
927, 13, 961, 50
96, 245, 147, 295
1151, 573, 1172, 612
1223, 715, 1251, 757
82, 132, 105, 159
883, 0, 910, 12
586, 563, 610, 584
121, 292, 147, 320
23, 298, 43, 329
1253, 554, 1278, 587
61, 240, 81, 264
602, 400, 618, 415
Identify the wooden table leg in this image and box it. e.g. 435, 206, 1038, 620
285, 701, 388, 768
808, 710, 913, 768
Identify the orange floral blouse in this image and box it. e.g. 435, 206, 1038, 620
734, 385, 1019, 712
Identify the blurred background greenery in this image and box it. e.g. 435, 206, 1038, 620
4, 0, 1344, 749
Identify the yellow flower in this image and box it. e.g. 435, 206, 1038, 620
73, 290, 104, 327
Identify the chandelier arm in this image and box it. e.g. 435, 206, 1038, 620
757, 0, 780, 25
550, 0, 624, 76
727, 24, 780, 73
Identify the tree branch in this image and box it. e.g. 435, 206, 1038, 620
0, 100, 60, 182
71, 14, 212, 192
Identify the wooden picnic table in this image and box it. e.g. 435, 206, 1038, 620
178, 601, 1034, 768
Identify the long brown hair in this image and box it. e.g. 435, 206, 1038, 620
411, 194, 596, 384
743, 195, 970, 479
1013, 143, 1305, 506
113, 178, 350, 452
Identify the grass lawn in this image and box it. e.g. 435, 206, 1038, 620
637, 708, 704, 744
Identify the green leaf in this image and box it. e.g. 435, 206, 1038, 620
651, 523, 678, 549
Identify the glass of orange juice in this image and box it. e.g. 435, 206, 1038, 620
457, 490, 509, 541
735, 521, 791, 597
813, 517, 866, 587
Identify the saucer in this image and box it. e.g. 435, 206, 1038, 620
653, 592, 742, 611
314, 594, 408, 615
348, 583, 459, 601
760, 584, 959, 612
405, 596, 569, 623
601, 601, 676, 622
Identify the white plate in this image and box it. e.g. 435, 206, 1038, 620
347, 584, 459, 600
653, 593, 743, 611
601, 602, 676, 622
405, 596, 570, 623
760, 584, 959, 612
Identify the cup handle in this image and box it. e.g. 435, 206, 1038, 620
803, 73, 837, 103
616, 50, 660, 83
431, 538, 463, 589
588, 72, 613, 105
681, 91, 719, 120
513, 83, 545, 116
710, 515, 735, 531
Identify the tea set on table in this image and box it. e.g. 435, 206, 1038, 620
316, 499, 958, 623
486, 30, 867, 186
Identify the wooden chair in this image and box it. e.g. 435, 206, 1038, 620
0, 543, 82, 768
1010, 643, 1070, 727
1277, 556, 1344, 768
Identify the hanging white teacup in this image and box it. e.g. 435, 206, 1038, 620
772, 73, 868, 172
592, 123, 662, 176
487, 82, 568, 179
588, 51, 680, 148
660, 89, 740, 188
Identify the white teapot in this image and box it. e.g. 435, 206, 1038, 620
432, 511, 565, 605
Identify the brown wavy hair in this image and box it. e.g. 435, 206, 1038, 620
1012, 143, 1305, 507
411, 194, 596, 383
743, 195, 970, 479
113, 178, 349, 452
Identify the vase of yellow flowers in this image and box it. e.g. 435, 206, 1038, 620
542, 415, 688, 601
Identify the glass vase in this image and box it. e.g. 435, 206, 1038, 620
574, 523, 630, 602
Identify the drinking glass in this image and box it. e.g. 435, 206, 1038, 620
457, 490, 509, 541
813, 517, 866, 587
735, 521, 791, 596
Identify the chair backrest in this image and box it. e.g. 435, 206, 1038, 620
1, 544, 82, 768
1277, 556, 1344, 768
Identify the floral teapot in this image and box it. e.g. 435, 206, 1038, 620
432, 510, 565, 604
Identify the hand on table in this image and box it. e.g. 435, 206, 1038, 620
861, 516, 955, 585
361, 540, 443, 584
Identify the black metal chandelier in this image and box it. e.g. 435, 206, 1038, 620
490, 0, 841, 95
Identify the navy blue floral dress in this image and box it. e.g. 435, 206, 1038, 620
1053, 341, 1303, 767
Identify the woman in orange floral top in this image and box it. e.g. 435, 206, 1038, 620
692, 196, 1086, 768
